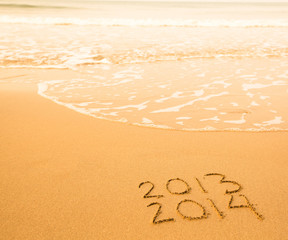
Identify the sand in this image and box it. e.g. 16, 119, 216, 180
0, 80, 288, 240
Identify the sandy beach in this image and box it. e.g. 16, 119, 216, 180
1, 1, 288, 239
0, 76, 287, 239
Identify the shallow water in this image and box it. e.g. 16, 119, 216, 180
1, 1, 288, 131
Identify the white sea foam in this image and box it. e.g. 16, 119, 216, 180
260, 96, 270, 100
243, 81, 287, 91
262, 116, 284, 126
1, 15, 288, 28
3, 1, 288, 132
231, 102, 239, 107
36, 79, 288, 132
224, 114, 247, 124
142, 118, 153, 124
176, 117, 192, 120
200, 116, 220, 122
250, 101, 259, 106
243, 83, 270, 91
193, 90, 205, 97
151, 92, 229, 113
155, 91, 183, 103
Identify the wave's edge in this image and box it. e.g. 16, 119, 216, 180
37, 81, 288, 133
1, 15, 288, 28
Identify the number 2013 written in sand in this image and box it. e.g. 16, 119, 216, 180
139, 173, 264, 224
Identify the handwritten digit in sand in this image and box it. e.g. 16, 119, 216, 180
139, 181, 164, 199
207, 198, 225, 219
195, 177, 208, 193
228, 194, 264, 220
147, 202, 175, 224
176, 199, 208, 220
166, 178, 191, 195
204, 173, 241, 194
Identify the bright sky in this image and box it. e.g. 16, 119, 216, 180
112, 0, 288, 1
102, 0, 288, 2
8, 0, 288, 2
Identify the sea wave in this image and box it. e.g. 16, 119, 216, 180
1, 15, 288, 28
37, 79, 288, 133
1, 46, 288, 69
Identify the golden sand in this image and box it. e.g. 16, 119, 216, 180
0, 80, 288, 239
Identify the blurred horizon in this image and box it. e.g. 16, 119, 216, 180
1, 0, 288, 3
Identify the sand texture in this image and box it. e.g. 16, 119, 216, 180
0, 82, 288, 240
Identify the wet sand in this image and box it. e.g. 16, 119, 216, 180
0, 81, 287, 240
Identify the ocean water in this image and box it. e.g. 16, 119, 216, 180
1, 0, 288, 131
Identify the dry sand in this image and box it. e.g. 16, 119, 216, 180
0, 81, 287, 240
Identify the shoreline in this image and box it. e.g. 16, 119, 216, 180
36, 79, 288, 133
0, 80, 287, 239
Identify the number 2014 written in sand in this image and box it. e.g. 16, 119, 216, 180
138, 173, 264, 224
